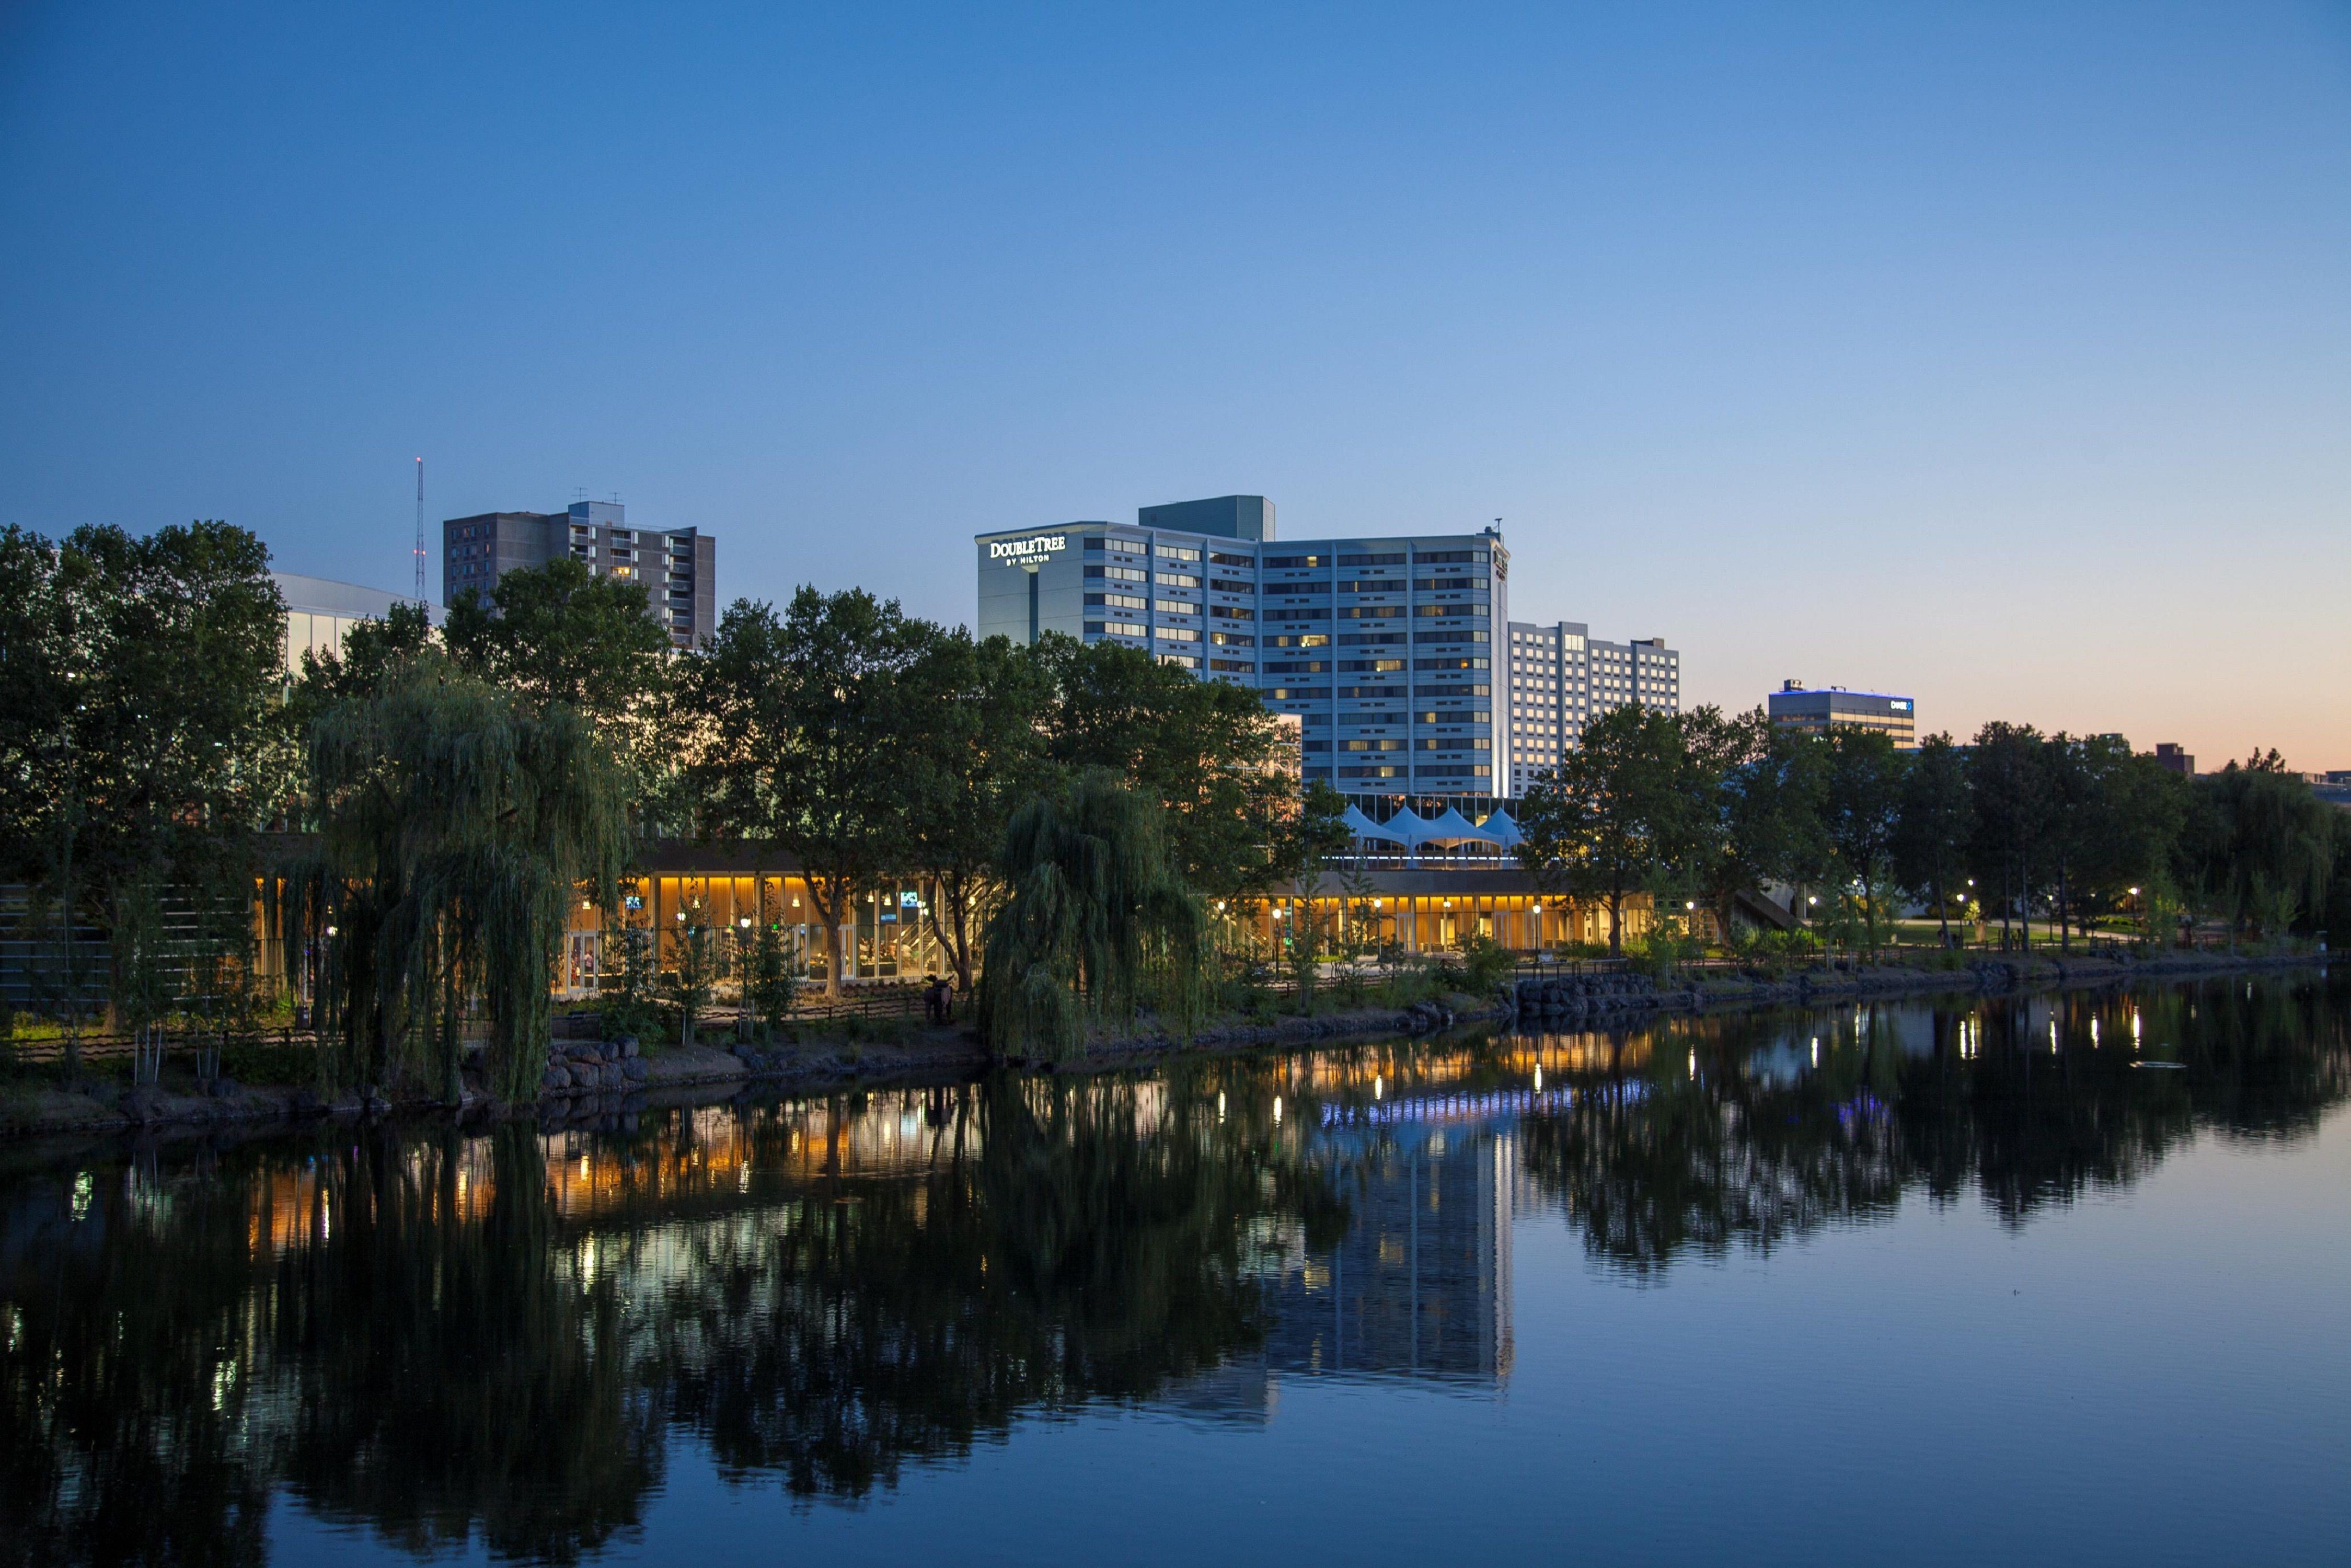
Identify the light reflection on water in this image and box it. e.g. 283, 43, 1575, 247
3, 971, 2346, 1565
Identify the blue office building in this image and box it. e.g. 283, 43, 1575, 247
977, 496, 1506, 797
1767, 681, 1917, 750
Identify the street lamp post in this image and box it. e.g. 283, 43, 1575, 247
735, 916, 753, 1039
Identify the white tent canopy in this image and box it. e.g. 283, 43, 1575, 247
1423, 805, 1486, 841
1342, 802, 1520, 852
1380, 808, 1435, 846
1480, 807, 1526, 848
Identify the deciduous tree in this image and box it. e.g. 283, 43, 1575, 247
1515, 704, 1691, 955
899, 629, 1052, 994
1820, 728, 1908, 955
1967, 721, 2051, 950
978, 769, 1211, 1059
688, 589, 932, 997
296, 649, 629, 1100
0, 522, 288, 1064
1893, 732, 1969, 945
1032, 635, 1302, 904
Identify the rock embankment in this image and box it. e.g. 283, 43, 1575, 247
1054, 995, 1471, 1068
1509, 971, 1665, 1025
540, 1034, 650, 1095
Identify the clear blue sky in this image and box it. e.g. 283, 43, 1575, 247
4, 3, 2346, 765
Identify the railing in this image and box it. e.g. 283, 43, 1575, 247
6, 1022, 321, 1066
559, 982, 942, 1042
778, 984, 932, 1025
1511, 954, 1632, 978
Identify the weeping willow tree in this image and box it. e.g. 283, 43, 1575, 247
289, 650, 628, 1102
2189, 756, 2338, 949
978, 769, 1211, 1061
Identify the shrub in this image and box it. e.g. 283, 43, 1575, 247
221, 1037, 319, 1086
1287, 944, 1319, 1017
1454, 933, 1516, 993
599, 994, 668, 1050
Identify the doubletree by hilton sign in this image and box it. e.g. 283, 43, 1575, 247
988, 534, 1068, 561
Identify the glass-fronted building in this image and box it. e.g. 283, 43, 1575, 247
977, 495, 1506, 799
1767, 681, 1917, 749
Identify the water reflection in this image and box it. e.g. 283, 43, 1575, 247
1, 973, 2342, 1563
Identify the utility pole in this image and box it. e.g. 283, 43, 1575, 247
413, 457, 427, 601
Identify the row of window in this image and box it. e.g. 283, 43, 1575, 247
1092, 539, 1255, 570
1254, 655, 1496, 674
1300, 737, 1495, 752
1334, 763, 1492, 779
1086, 539, 1492, 570
1338, 710, 1494, 725
1086, 566, 1489, 601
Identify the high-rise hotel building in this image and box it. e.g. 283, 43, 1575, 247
977, 496, 1506, 798
978, 493, 1688, 802
1504, 623, 1681, 795
442, 500, 717, 648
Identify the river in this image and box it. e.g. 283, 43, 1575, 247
4, 971, 2345, 1566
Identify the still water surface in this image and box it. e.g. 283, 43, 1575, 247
5, 973, 2346, 1565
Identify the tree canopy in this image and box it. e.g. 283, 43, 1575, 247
294, 647, 631, 1099
1515, 702, 2336, 955
1515, 704, 1695, 954
0, 520, 289, 1066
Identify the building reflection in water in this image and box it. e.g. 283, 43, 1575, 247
2, 974, 2343, 1559
537, 1071, 1535, 1411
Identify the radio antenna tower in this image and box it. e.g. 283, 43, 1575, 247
412, 457, 427, 601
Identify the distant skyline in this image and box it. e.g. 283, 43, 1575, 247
3, 3, 2345, 766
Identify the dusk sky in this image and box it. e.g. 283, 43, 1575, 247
3, 3, 2345, 767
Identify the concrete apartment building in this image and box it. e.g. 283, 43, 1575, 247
442, 500, 717, 648
977, 493, 1681, 803
1504, 622, 1681, 795
1767, 681, 1918, 749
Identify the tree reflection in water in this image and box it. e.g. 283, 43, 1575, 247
0, 973, 2342, 1564
1517, 974, 2348, 1274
